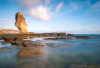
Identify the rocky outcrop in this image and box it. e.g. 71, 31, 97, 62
15, 12, 27, 33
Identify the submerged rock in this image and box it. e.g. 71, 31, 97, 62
75, 36, 90, 39
15, 12, 27, 33
45, 43, 72, 48
44, 37, 73, 40
17, 47, 42, 56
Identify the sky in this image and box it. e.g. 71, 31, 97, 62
0, 0, 100, 34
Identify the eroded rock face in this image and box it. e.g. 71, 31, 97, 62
15, 12, 27, 33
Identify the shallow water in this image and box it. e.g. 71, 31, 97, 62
0, 34, 100, 68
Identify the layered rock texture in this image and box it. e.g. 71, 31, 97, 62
15, 12, 27, 33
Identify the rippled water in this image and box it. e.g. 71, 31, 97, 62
0, 34, 100, 68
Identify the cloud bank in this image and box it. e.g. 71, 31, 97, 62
18, 0, 63, 21
27, 6, 53, 21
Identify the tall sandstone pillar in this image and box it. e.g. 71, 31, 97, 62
15, 12, 27, 33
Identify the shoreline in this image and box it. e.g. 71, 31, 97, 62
0, 32, 91, 57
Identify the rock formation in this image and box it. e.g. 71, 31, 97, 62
15, 12, 27, 33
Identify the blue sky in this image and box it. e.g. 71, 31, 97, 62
0, 0, 100, 34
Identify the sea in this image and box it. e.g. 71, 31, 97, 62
0, 34, 100, 68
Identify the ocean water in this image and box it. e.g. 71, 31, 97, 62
0, 34, 100, 68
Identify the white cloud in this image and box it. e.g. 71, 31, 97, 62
18, 0, 64, 21
55, 2, 63, 13
27, 5, 53, 21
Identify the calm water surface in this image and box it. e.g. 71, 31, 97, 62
0, 34, 100, 68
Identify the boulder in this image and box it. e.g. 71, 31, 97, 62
23, 40, 44, 47
15, 12, 27, 33
17, 47, 42, 56
11, 41, 24, 46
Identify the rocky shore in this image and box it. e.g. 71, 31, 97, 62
0, 32, 67, 56
0, 32, 91, 57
